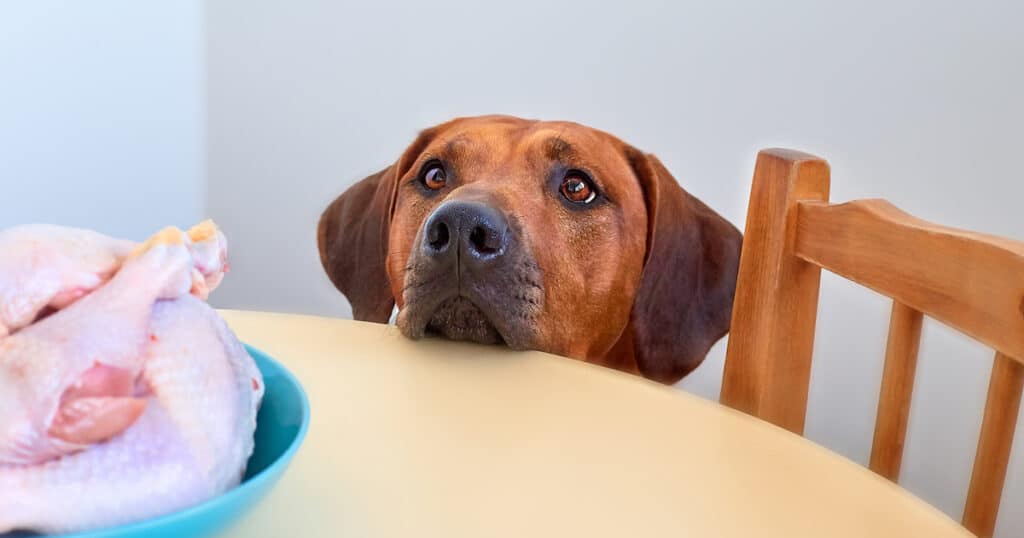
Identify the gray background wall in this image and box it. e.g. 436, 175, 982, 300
206, 2, 1024, 534
2, 1, 1022, 535
0, 1, 203, 237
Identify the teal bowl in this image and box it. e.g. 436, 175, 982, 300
23, 345, 310, 538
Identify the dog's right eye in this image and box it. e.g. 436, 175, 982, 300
560, 171, 597, 205
420, 163, 447, 190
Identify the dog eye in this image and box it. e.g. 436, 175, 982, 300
421, 163, 447, 190
559, 171, 597, 204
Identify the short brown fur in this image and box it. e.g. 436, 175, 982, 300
318, 116, 742, 383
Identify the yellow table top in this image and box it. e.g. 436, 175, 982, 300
218, 310, 971, 538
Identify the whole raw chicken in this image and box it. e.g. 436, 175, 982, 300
0, 222, 263, 534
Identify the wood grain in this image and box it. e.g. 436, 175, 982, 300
724, 148, 1024, 534
721, 149, 830, 434
963, 353, 1024, 537
793, 199, 1024, 361
869, 301, 923, 481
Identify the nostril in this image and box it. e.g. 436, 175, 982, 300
469, 225, 501, 255
469, 226, 487, 252
427, 221, 450, 252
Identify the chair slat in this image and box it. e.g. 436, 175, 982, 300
869, 301, 923, 481
726, 148, 1024, 534
794, 199, 1024, 361
963, 352, 1024, 538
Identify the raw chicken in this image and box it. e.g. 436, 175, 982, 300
0, 223, 262, 534
0, 221, 229, 338
0, 224, 134, 338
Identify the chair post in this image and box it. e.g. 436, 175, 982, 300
963, 352, 1024, 537
721, 149, 831, 434
869, 301, 924, 481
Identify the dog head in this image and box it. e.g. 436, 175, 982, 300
318, 115, 741, 383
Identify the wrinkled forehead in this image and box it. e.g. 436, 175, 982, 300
419, 119, 636, 192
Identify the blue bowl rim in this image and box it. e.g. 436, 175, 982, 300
47, 344, 311, 538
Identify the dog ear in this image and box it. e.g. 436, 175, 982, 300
318, 166, 397, 321
317, 129, 436, 322
624, 149, 743, 384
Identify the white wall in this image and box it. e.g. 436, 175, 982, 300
211, 1, 1024, 535
7, 0, 1019, 533
206, 1, 1024, 532
0, 1, 204, 239
1, 0, 1021, 534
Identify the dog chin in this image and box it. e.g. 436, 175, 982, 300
399, 295, 524, 347
425, 296, 505, 345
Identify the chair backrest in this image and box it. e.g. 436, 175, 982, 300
720, 148, 1024, 537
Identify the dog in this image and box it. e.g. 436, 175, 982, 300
318, 115, 742, 384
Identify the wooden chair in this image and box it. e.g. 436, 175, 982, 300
720, 149, 1024, 537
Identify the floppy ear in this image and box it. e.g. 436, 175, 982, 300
318, 128, 439, 321
625, 150, 743, 384
317, 166, 399, 322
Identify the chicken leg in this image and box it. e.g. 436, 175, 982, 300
0, 221, 229, 338
1, 227, 201, 465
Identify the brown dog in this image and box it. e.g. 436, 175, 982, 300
318, 116, 742, 384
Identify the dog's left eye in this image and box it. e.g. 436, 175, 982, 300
560, 171, 597, 204
420, 163, 447, 190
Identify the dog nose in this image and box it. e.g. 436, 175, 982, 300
423, 200, 509, 263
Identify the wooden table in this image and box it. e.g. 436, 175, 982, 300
218, 310, 971, 537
